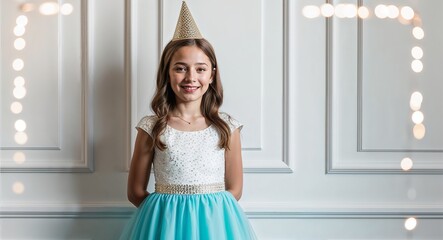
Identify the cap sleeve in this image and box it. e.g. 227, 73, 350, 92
219, 112, 243, 132
136, 115, 157, 136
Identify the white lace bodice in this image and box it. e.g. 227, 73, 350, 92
136, 112, 242, 186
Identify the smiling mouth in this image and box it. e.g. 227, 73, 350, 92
181, 86, 200, 92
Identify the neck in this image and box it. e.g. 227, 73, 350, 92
172, 101, 202, 118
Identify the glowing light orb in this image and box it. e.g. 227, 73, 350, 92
14, 76, 25, 87
343, 4, 357, 18
401, 6, 414, 20
14, 38, 26, 50
412, 111, 424, 124
13, 58, 24, 71
401, 157, 413, 171
61, 3, 74, 15
413, 124, 426, 140
387, 5, 399, 19
13, 86, 27, 99
405, 217, 417, 231
13, 25, 26, 37
14, 132, 28, 145
358, 6, 369, 19
12, 182, 25, 194
10, 102, 23, 114
302, 5, 320, 19
412, 111, 425, 124
320, 3, 334, 17
15, 119, 27, 132
411, 60, 423, 73
413, 27, 424, 40
334, 4, 347, 18
39, 2, 59, 15
15, 132, 28, 145
13, 152, 26, 164
411, 46, 423, 59
16, 15, 28, 26
20, 3, 35, 12
410, 92, 423, 111
374, 4, 388, 19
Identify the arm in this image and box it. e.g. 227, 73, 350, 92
127, 128, 154, 207
225, 128, 243, 201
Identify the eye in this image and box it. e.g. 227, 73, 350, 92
196, 68, 207, 73
174, 66, 187, 72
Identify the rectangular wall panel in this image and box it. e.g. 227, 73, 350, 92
327, 0, 443, 173
130, 0, 292, 173
0, 0, 92, 172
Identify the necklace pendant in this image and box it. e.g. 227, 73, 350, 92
175, 115, 191, 125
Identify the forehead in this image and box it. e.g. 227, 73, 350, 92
170, 46, 211, 64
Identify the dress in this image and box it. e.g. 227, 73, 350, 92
120, 112, 257, 240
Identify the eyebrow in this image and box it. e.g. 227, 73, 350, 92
172, 62, 209, 66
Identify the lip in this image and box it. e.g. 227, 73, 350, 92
180, 85, 200, 93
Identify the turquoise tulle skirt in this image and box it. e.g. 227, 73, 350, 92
119, 191, 257, 240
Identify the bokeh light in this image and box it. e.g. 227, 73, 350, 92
15, 119, 27, 132
14, 76, 25, 87
15, 132, 28, 145
13, 58, 25, 71
413, 124, 426, 140
16, 15, 28, 26
61, 3, 74, 15
411, 60, 423, 73
10, 102, 23, 114
400, 6, 414, 20
374, 4, 388, 19
410, 92, 423, 111
302, 5, 320, 19
20, 3, 35, 12
413, 27, 424, 40
411, 111, 424, 124
14, 38, 26, 50
13, 25, 26, 36
387, 5, 399, 19
411, 46, 423, 59
13, 152, 26, 164
405, 217, 417, 231
358, 6, 369, 19
401, 157, 413, 171
333, 4, 346, 18
12, 182, 25, 194
13, 86, 27, 99
320, 3, 334, 17
343, 4, 357, 18
39, 2, 59, 15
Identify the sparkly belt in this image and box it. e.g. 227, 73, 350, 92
155, 182, 225, 194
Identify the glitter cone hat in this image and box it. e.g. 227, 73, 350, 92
172, 1, 203, 41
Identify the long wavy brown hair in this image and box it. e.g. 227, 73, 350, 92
150, 38, 231, 150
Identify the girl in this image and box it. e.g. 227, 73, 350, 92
120, 2, 257, 239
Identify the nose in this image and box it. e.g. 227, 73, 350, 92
186, 68, 197, 82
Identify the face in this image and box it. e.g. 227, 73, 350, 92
168, 45, 213, 105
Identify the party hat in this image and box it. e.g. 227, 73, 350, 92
172, 1, 203, 41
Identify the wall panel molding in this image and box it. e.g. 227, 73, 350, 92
2, 202, 442, 219
325, 0, 443, 174
127, 0, 294, 173
0, 0, 93, 173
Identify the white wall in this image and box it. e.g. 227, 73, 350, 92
1, 0, 443, 239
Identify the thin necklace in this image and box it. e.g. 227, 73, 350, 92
174, 115, 191, 125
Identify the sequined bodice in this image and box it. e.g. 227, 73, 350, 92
136, 113, 242, 186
